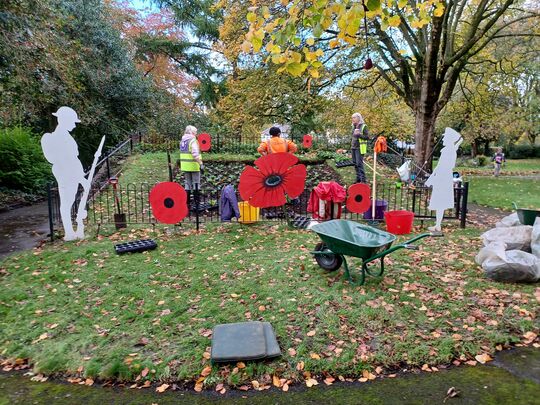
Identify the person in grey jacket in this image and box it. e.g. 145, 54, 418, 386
220, 184, 240, 221
351, 112, 370, 183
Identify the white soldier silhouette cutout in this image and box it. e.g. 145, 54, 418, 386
425, 128, 463, 232
41, 107, 105, 241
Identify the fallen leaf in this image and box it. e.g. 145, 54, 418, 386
84, 378, 94, 386
141, 367, 149, 377
156, 383, 169, 393
305, 378, 318, 387
310, 353, 321, 360
443, 386, 460, 402
237, 362, 246, 369
474, 353, 492, 364
307, 330, 316, 337
135, 337, 149, 346
288, 348, 296, 356
282, 383, 289, 392
324, 376, 335, 385
273, 375, 282, 387
201, 366, 212, 377
194, 382, 203, 392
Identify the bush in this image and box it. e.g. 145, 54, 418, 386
0, 127, 52, 193
377, 152, 403, 169
476, 155, 488, 166
505, 144, 540, 159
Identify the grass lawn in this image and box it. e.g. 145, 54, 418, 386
1, 223, 537, 390
468, 176, 540, 210
456, 158, 540, 176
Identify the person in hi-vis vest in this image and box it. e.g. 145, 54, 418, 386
351, 112, 370, 183
179, 125, 203, 200
257, 126, 298, 155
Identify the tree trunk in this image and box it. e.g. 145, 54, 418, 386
414, 104, 438, 176
483, 141, 490, 156
471, 140, 478, 157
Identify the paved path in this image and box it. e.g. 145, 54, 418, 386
0, 202, 50, 259
466, 203, 509, 230
0, 347, 538, 404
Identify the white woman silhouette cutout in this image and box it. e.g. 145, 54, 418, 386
41, 107, 89, 241
425, 128, 463, 232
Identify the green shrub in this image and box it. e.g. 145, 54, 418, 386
506, 144, 540, 159
476, 155, 488, 166
0, 127, 52, 193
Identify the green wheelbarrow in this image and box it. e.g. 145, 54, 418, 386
512, 202, 540, 226
311, 220, 441, 285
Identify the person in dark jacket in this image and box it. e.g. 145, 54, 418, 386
351, 112, 370, 183
220, 184, 240, 221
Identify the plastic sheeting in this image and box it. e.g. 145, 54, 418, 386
495, 213, 521, 228
476, 242, 540, 283
532, 218, 540, 259
481, 226, 533, 252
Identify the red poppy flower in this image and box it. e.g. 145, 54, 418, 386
239, 153, 307, 208
149, 182, 188, 224
346, 183, 371, 213
303, 134, 313, 149
197, 133, 211, 152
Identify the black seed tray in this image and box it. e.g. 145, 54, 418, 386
190, 202, 219, 213
335, 159, 355, 168
290, 215, 310, 229
115, 239, 157, 255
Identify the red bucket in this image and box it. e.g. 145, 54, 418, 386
384, 210, 414, 235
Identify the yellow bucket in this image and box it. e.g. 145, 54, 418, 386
238, 201, 260, 224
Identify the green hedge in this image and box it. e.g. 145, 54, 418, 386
0, 127, 52, 193
505, 144, 540, 159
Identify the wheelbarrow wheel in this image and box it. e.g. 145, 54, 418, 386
314, 242, 343, 272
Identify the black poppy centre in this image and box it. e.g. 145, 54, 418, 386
264, 174, 283, 187
164, 197, 175, 208
355, 194, 363, 202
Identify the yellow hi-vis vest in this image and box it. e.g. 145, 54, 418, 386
180, 138, 200, 172
358, 124, 368, 155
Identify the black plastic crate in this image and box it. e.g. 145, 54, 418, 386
190, 202, 219, 213
290, 215, 310, 229
335, 159, 355, 168
114, 239, 157, 255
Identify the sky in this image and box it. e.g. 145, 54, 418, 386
129, 0, 158, 13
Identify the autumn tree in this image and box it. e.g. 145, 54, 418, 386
242, 0, 540, 168
0, 0, 156, 161
437, 16, 540, 155
142, 0, 227, 107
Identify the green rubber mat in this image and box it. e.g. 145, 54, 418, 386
211, 321, 281, 362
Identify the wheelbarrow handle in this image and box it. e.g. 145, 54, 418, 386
364, 232, 434, 264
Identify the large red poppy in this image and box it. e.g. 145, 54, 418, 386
346, 183, 371, 213
239, 153, 307, 208
149, 182, 188, 224
303, 134, 313, 149
198, 133, 211, 152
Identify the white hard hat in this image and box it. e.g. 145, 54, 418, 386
52, 106, 81, 123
